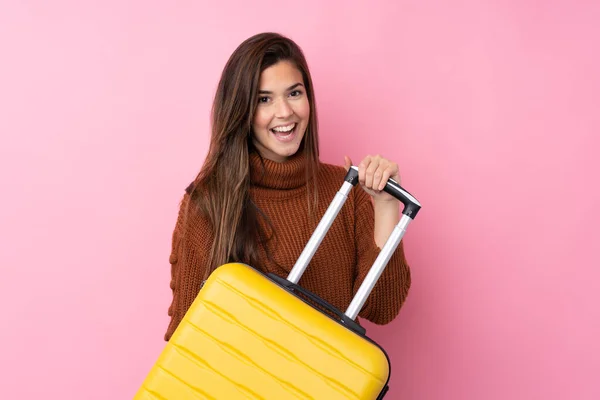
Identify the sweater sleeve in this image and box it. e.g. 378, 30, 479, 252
353, 186, 411, 325
164, 193, 213, 341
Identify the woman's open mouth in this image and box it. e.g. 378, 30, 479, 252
270, 123, 297, 142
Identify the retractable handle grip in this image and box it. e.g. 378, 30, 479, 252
285, 164, 422, 326
344, 166, 422, 321
349, 166, 421, 219
287, 166, 421, 285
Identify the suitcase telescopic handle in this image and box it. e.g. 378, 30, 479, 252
344, 168, 422, 320
287, 165, 421, 310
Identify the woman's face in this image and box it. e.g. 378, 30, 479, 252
251, 60, 310, 162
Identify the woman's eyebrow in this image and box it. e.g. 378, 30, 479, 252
258, 83, 304, 95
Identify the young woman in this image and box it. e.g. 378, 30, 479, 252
164, 32, 411, 341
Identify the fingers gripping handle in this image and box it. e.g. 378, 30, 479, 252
349, 166, 422, 219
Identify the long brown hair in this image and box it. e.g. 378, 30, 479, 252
185, 32, 320, 279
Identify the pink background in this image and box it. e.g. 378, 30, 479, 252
1, 1, 598, 399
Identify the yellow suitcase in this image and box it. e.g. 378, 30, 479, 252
135, 166, 421, 399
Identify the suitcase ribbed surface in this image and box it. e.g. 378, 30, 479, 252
135, 262, 389, 399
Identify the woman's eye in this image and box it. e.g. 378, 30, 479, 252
258, 97, 269, 103
290, 90, 302, 97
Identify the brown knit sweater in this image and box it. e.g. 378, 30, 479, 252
165, 151, 411, 341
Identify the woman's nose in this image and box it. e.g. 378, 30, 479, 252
275, 98, 294, 118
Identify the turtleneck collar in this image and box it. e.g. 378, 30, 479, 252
249, 150, 307, 190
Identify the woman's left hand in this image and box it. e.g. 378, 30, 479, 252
344, 154, 401, 202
